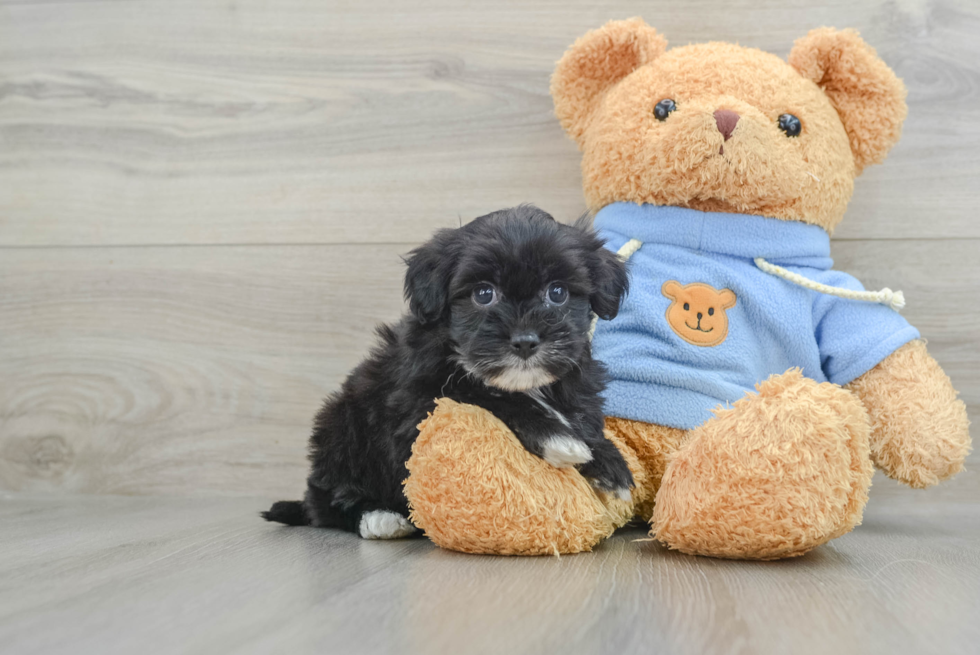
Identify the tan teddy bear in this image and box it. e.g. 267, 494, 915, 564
404, 19, 971, 559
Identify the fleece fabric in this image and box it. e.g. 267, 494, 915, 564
591, 202, 919, 430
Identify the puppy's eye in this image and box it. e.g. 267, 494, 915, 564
683, 302, 690, 311
654, 99, 677, 121
778, 113, 802, 137
708, 307, 715, 316
547, 282, 568, 305
472, 283, 496, 306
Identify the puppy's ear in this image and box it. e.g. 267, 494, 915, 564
587, 245, 629, 321
404, 228, 459, 325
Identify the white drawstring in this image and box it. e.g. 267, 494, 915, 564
616, 238, 643, 261
754, 257, 905, 312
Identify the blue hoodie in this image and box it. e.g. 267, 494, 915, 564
592, 202, 919, 430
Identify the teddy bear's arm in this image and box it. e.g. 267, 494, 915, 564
845, 340, 971, 488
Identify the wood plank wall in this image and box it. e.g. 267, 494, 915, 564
1, 0, 976, 497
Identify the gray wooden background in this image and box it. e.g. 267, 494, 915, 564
1, 0, 977, 499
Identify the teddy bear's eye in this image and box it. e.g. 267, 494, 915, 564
778, 113, 802, 137
708, 307, 715, 316
683, 302, 690, 311
654, 99, 677, 121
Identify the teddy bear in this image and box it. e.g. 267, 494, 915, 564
402, 19, 972, 559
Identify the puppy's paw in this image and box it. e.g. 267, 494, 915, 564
593, 484, 633, 503
578, 447, 634, 501
358, 510, 418, 540
541, 436, 593, 468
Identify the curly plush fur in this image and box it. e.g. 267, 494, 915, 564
403, 20, 970, 559
406, 399, 643, 555
649, 370, 874, 559
552, 21, 906, 232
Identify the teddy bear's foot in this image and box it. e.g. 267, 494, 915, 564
652, 369, 874, 560
404, 399, 644, 555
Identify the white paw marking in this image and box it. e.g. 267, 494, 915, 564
542, 436, 592, 468
358, 510, 418, 540
614, 487, 633, 503
589, 480, 632, 503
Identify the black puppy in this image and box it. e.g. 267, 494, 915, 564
263, 206, 633, 539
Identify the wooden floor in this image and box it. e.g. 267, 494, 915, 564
2, 473, 979, 655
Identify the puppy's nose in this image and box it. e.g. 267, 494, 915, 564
714, 109, 740, 141
510, 332, 540, 359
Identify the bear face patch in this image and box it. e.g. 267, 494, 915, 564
662, 281, 737, 347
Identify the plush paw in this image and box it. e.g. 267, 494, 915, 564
541, 436, 593, 467
358, 510, 418, 540
653, 370, 874, 560
405, 399, 637, 555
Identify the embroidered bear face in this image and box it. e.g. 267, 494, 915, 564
551, 19, 907, 233
662, 281, 737, 347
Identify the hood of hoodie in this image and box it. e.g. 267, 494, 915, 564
593, 202, 834, 269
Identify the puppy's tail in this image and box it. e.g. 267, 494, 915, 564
262, 500, 310, 526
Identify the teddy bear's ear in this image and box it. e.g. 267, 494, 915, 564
788, 28, 908, 174
661, 280, 681, 301
551, 18, 667, 146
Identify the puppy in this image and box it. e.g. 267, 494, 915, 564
263, 205, 633, 539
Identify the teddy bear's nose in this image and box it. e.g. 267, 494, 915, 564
714, 109, 740, 141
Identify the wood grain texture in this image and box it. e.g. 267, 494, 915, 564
1, 489, 978, 655
1, 0, 980, 245
0, 245, 407, 496
0, 240, 976, 497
